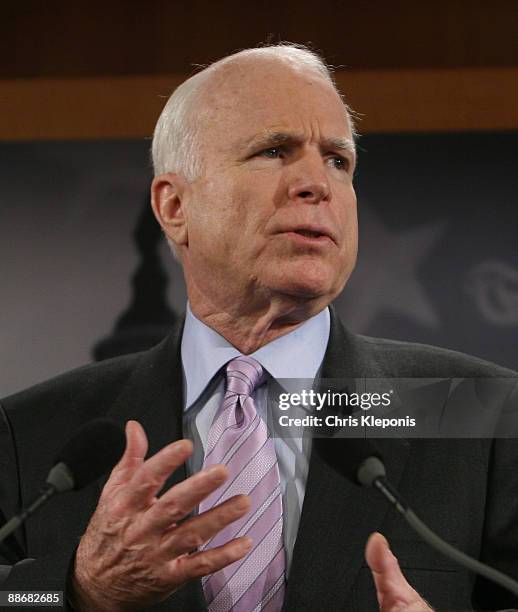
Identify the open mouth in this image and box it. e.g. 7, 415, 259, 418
295, 229, 325, 238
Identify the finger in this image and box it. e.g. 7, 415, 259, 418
115, 420, 148, 470
101, 421, 149, 498
140, 464, 229, 532
161, 494, 251, 556
169, 536, 253, 585
365, 532, 426, 611
117, 438, 193, 511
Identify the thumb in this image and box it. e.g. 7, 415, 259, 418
365, 532, 432, 611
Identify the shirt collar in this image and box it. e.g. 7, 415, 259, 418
181, 303, 331, 410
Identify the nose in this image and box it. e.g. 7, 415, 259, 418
287, 156, 331, 204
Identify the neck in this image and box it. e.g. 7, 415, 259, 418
188, 290, 328, 354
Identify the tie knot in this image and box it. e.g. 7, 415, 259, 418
225, 356, 265, 396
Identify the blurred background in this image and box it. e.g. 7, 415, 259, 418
1, 0, 517, 396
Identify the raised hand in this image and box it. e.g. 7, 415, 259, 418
71, 420, 251, 611
365, 532, 434, 612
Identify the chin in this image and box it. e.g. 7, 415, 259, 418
270, 265, 344, 302
262, 250, 354, 302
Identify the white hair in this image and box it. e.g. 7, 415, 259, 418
151, 43, 356, 180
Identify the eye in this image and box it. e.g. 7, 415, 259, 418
329, 155, 349, 171
259, 146, 283, 158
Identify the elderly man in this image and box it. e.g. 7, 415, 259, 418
1, 44, 517, 612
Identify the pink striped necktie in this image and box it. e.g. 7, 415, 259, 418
199, 356, 286, 612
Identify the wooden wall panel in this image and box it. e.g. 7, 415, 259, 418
2, 68, 518, 140
2, 1, 518, 78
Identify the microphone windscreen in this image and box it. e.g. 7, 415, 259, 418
53, 419, 125, 490
314, 436, 383, 485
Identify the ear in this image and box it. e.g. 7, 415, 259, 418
150, 173, 189, 249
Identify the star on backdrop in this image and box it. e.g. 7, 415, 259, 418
336, 204, 448, 333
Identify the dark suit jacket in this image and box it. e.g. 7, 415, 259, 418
1, 309, 518, 611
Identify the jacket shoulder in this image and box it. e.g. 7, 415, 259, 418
1, 351, 145, 421
357, 334, 517, 378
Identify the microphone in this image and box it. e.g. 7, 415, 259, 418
315, 436, 518, 599
0, 507, 25, 564
0, 418, 125, 551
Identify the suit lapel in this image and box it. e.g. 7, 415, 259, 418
284, 308, 411, 611
100, 321, 186, 481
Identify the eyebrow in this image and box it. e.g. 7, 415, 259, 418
243, 131, 357, 160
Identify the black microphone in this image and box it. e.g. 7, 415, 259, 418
0, 507, 25, 564
0, 419, 125, 550
315, 436, 518, 600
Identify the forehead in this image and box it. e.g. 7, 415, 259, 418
197, 61, 351, 150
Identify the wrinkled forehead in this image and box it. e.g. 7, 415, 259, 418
195, 59, 352, 150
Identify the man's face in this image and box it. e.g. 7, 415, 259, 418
180, 60, 358, 314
